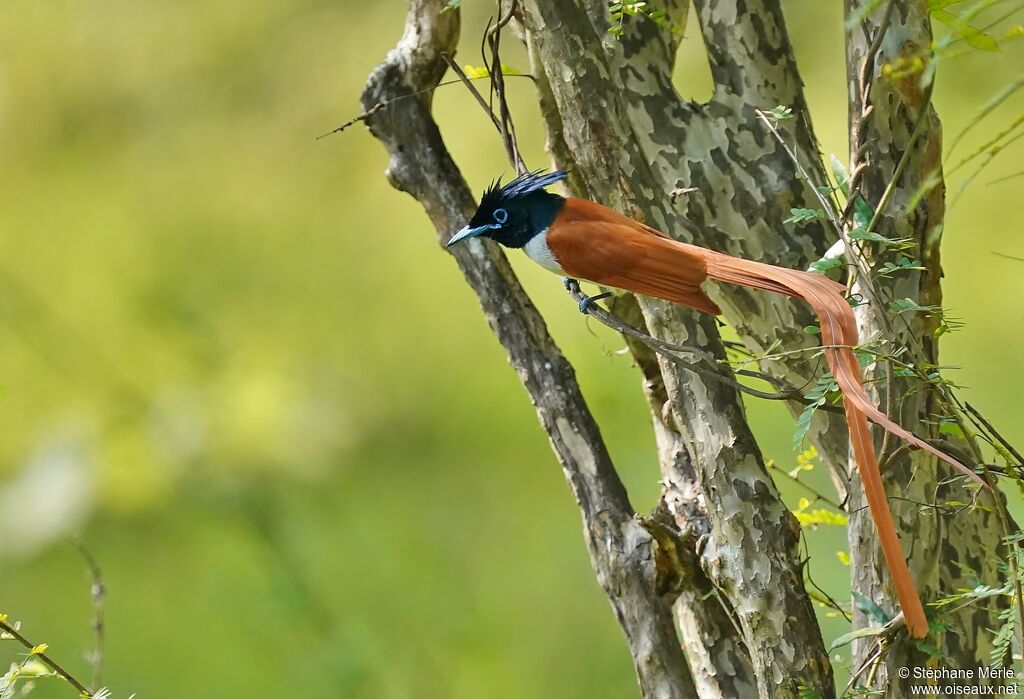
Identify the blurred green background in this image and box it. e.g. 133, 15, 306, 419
0, 1, 1021, 696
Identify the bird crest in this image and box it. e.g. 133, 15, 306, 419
479, 170, 568, 210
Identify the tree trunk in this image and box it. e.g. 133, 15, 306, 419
844, 1, 1010, 692
360, 1, 1013, 697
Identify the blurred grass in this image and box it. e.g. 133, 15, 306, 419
0, 1, 1021, 697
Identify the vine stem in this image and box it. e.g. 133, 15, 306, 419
0, 619, 94, 697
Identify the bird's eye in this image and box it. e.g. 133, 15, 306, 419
493, 208, 509, 224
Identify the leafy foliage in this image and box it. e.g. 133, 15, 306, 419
793, 373, 839, 449
852, 590, 893, 626
793, 497, 848, 528
809, 256, 844, 274
948, 73, 1024, 154
785, 208, 827, 225
607, 1, 680, 38
764, 104, 794, 123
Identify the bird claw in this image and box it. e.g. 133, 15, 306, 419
578, 291, 612, 314
562, 276, 578, 291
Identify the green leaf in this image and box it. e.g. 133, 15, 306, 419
460, 63, 523, 79
933, 9, 1001, 52
440, 0, 462, 13
794, 507, 848, 527
852, 590, 893, 626
793, 374, 837, 448
766, 104, 794, 122
877, 257, 926, 278
852, 195, 874, 230
947, 75, 1024, 155
912, 637, 943, 658
810, 257, 844, 274
784, 208, 826, 225
608, 0, 683, 38
890, 297, 940, 316
829, 154, 850, 199
938, 421, 966, 438
829, 626, 883, 652
991, 606, 1016, 668
849, 227, 890, 245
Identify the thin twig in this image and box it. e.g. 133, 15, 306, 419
442, 56, 503, 132
767, 460, 844, 510
564, 280, 844, 413
316, 74, 534, 140
69, 539, 106, 690
863, 78, 937, 237
484, 0, 527, 173
754, 109, 844, 236
0, 619, 94, 697
799, 531, 854, 622
964, 402, 1024, 467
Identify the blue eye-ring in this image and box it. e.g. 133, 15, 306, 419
493, 208, 509, 224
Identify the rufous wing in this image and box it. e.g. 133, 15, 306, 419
548, 199, 722, 316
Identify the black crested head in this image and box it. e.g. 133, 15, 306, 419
449, 170, 568, 250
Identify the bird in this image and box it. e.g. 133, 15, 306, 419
447, 169, 987, 639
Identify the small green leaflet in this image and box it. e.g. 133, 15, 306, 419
440, 0, 462, 12
890, 297, 940, 316
852, 590, 893, 626
461, 63, 523, 79
608, 1, 680, 37
829, 154, 850, 199
765, 104, 794, 122
852, 195, 873, 230
991, 605, 1015, 668
829, 626, 883, 652
877, 257, 926, 278
932, 9, 1001, 52
809, 257, 844, 274
792, 497, 848, 527
793, 373, 838, 449
784, 208, 825, 225
848, 227, 889, 244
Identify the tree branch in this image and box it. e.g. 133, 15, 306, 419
360, 3, 697, 697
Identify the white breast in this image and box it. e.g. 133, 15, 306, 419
523, 229, 566, 275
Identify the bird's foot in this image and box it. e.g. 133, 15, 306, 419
578, 291, 612, 314
562, 276, 578, 291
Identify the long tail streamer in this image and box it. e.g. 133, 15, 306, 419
699, 249, 986, 638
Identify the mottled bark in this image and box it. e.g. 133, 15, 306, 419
612, 295, 759, 699
523, 3, 834, 696
362, 0, 1011, 697
844, 0, 1010, 691
361, 3, 697, 698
